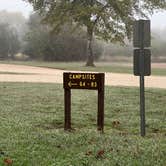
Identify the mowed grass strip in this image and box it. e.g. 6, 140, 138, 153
1, 61, 166, 76
0, 83, 165, 165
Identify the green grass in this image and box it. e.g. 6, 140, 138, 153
1, 61, 166, 76
0, 82, 165, 165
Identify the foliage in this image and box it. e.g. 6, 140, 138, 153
27, 0, 166, 41
0, 83, 165, 165
23, 13, 102, 61
26, 0, 166, 65
0, 23, 20, 59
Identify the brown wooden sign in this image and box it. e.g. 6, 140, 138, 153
63, 72, 105, 132
63, 73, 104, 90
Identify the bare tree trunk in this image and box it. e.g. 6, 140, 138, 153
86, 25, 95, 67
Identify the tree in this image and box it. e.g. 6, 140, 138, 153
26, 0, 166, 66
23, 13, 102, 61
0, 23, 20, 59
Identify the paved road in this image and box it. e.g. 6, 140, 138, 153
0, 64, 166, 89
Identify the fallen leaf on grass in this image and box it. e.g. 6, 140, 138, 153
4, 158, 13, 165
85, 151, 93, 156
112, 121, 120, 128
109, 148, 113, 153
96, 150, 105, 159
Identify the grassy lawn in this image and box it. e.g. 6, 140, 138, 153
0, 82, 165, 165
1, 61, 166, 76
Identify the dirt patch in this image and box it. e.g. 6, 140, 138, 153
0, 63, 166, 89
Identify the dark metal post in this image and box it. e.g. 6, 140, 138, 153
140, 67, 146, 136
64, 89, 71, 131
140, 21, 146, 136
133, 20, 151, 136
97, 74, 104, 132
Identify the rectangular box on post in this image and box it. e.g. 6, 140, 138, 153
134, 49, 151, 76
133, 20, 151, 48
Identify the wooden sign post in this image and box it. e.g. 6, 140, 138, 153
63, 72, 105, 132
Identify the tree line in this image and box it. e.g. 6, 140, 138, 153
27, 0, 166, 66
1, 0, 166, 64
0, 11, 102, 61
24, 13, 102, 61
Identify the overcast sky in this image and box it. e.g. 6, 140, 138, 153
0, 0, 166, 29
0, 0, 33, 18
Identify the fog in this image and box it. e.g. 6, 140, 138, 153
0, 10, 166, 62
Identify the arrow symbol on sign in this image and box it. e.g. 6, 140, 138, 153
68, 81, 77, 87
68, 81, 72, 87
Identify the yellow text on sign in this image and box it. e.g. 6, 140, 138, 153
69, 74, 96, 80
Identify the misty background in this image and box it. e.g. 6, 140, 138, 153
0, 8, 166, 62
